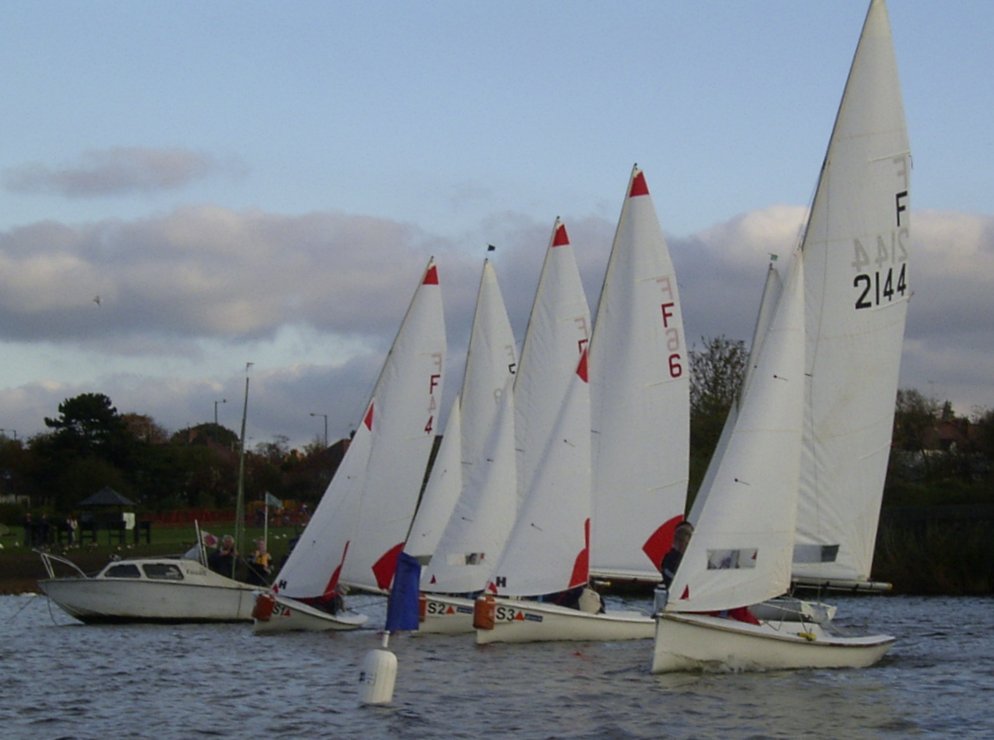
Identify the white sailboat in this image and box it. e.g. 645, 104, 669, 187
476, 170, 688, 642
692, 262, 837, 624
652, 0, 904, 671
253, 258, 446, 633
417, 259, 518, 633
589, 165, 689, 585
476, 349, 614, 644
652, 248, 889, 671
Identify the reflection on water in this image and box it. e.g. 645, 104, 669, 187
2, 594, 992, 738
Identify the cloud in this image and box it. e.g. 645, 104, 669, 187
2, 147, 246, 197
0, 202, 991, 447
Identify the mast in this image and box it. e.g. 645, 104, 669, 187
234, 361, 253, 578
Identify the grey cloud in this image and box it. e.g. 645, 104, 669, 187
3, 147, 246, 197
1, 204, 991, 447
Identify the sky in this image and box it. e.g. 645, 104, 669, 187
1, 0, 992, 451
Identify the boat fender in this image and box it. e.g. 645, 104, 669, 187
798, 631, 817, 642
473, 594, 496, 630
418, 593, 427, 622
252, 592, 276, 622
358, 646, 398, 705
653, 585, 669, 614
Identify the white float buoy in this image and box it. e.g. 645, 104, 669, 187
358, 632, 397, 706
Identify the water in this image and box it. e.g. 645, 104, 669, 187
2, 594, 992, 739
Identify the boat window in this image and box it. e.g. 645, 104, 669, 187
104, 563, 142, 578
706, 548, 758, 570
143, 563, 184, 580
792, 543, 840, 563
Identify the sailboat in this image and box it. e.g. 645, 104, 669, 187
652, 0, 904, 671
475, 168, 688, 643
253, 258, 446, 633
589, 165, 689, 585
416, 258, 518, 633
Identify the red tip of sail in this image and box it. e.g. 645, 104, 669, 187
629, 170, 649, 198
680, 585, 690, 600
552, 222, 570, 247
363, 402, 375, 431
576, 348, 589, 383
423, 263, 439, 285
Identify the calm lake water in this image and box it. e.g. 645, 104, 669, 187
2, 593, 992, 738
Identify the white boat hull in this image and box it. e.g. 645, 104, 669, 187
651, 613, 894, 673
417, 594, 475, 634
251, 593, 368, 634
40, 560, 258, 624
475, 598, 653, 644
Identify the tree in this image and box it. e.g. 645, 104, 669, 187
688, 336, 748, 498
44, 392, 133, 466
893, 388, 940, 481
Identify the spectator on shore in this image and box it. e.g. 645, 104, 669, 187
66, 514, 79, 547
248, 539, 271, 585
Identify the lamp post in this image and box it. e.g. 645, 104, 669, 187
214, 398, 227, 425
310, 412, 328, 447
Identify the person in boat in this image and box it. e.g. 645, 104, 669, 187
209, 534, 237, 578
660, 521, 693, 589
541, 582, 605, 613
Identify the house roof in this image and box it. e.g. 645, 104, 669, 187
80, 486, 135, 507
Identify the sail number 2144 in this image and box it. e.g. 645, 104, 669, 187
851, 188, 909, 311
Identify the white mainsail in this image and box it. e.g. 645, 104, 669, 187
421, 260, 517, 593
792, 0, 911, 585
489, 351, 592, 597
274, 259, 445, 599
515, 218, 591, 499
668, 251, 806, 614
589, 166, 689, 581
